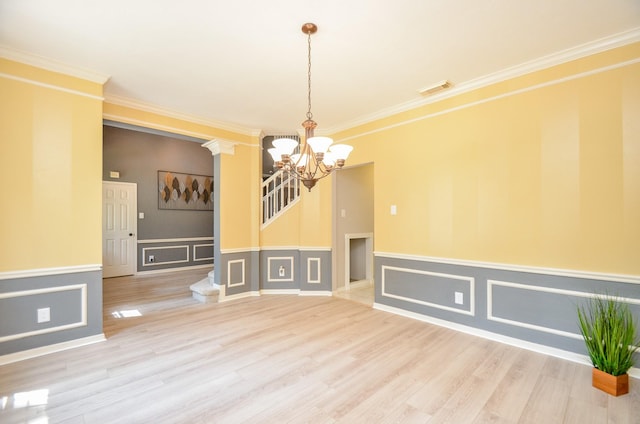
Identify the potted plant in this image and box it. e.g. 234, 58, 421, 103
577, 294, 639, 396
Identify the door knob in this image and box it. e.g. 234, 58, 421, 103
129, 233, 134, 236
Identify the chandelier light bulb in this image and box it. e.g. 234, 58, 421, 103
328, 144, 353, 161
272, 138, 299, 156
307, 136, 333, 154
267, 147, 282, 162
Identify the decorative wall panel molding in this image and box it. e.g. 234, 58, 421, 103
375, 252, 640, 284
267, 256, 295, 283
381, 265, 475, 316
374, 253, 640, 365
141, 245, 189, 266
227, 259, 246, 288
0, 284, 87, 343
193, 243, 214, 261
138, 238, 213, 272
307, 258, 321, 284
487, 279, 640, 340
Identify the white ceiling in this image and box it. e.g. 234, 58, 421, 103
1, 1, 639, 135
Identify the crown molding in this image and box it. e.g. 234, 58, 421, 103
0, 45, 111, 84
105, 94, 255, 136
326, 27, 640, 135
202, 139, 237, 156
5, 27, 638, 138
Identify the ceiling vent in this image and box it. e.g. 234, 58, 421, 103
419, 80, 453, 96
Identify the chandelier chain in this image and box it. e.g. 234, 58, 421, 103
306, 31, 313, 121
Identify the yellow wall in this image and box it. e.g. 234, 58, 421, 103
219, 141, 262, 250
260, 176, 333, 248
298, 180, 333, 247
5, 40, 636, 277
331, 42, 640, 275
260, 201, 301, 247
0, 59, 104, 271
103, 102, 254, 144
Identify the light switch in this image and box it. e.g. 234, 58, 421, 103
455, 292, 464, 305
139, 212, 144, 219
341, 209, 346, 218
390, 205, 397, 215
109, 171, 120, 179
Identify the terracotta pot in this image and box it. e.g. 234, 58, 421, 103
592, 368, 629, 396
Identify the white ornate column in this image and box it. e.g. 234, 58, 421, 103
189, 139, 236, 303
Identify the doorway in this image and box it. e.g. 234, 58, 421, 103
102, 181, 137, 278
333, 163, 374, 305
345, 233, 373, 290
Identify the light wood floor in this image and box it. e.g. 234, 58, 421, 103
1, 269, 638, 423
333, 280, 374, 306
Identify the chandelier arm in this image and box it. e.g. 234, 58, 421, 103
286, 141, 334, 191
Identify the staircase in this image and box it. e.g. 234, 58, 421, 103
190, 171, 298, 303
262, 171, 300, 227
190, 269, 219, 303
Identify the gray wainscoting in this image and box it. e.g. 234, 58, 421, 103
375, 254, 640, 357
299, 250, 332, 293
0, 268, 103, 357
260, 250, 299, 291
219, 249, 332, 297
220, 250, 260, 297
138, 238, 214, 272
259, 249, 332, 293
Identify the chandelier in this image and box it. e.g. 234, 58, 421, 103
268, 23, 353, 191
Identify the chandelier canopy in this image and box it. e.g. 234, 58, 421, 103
268, 23, 353, 191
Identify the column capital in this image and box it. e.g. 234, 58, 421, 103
202, 139, 237, 156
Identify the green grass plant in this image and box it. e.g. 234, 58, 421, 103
577, 295, 639, 376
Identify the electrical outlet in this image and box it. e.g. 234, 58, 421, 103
148, 255, 155, 263
37, 307, 50, 323
454, 292, 464, 305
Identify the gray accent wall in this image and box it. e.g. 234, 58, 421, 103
220, 251, 260, 296
103, 123, 214, 272
138, 239, 213, 271
334, 164, 374, 290
300, 250, 332, 292
258, 249, 332, 293
260, 250, 300, 291
0, 269, 103, 356
375, 254, 640, 358
218, 249, 332, 297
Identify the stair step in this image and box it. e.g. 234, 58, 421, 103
190, 278, 219, 303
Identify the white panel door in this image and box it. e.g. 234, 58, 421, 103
103, 181, 137, 278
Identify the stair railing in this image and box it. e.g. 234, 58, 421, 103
261, 171, 300, 227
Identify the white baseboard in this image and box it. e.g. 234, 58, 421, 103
0, 334, 106, 366
260, 289, 300, 295
300, 291, 332, 296
218, 290, 260, 303
373, 303, 640, 379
